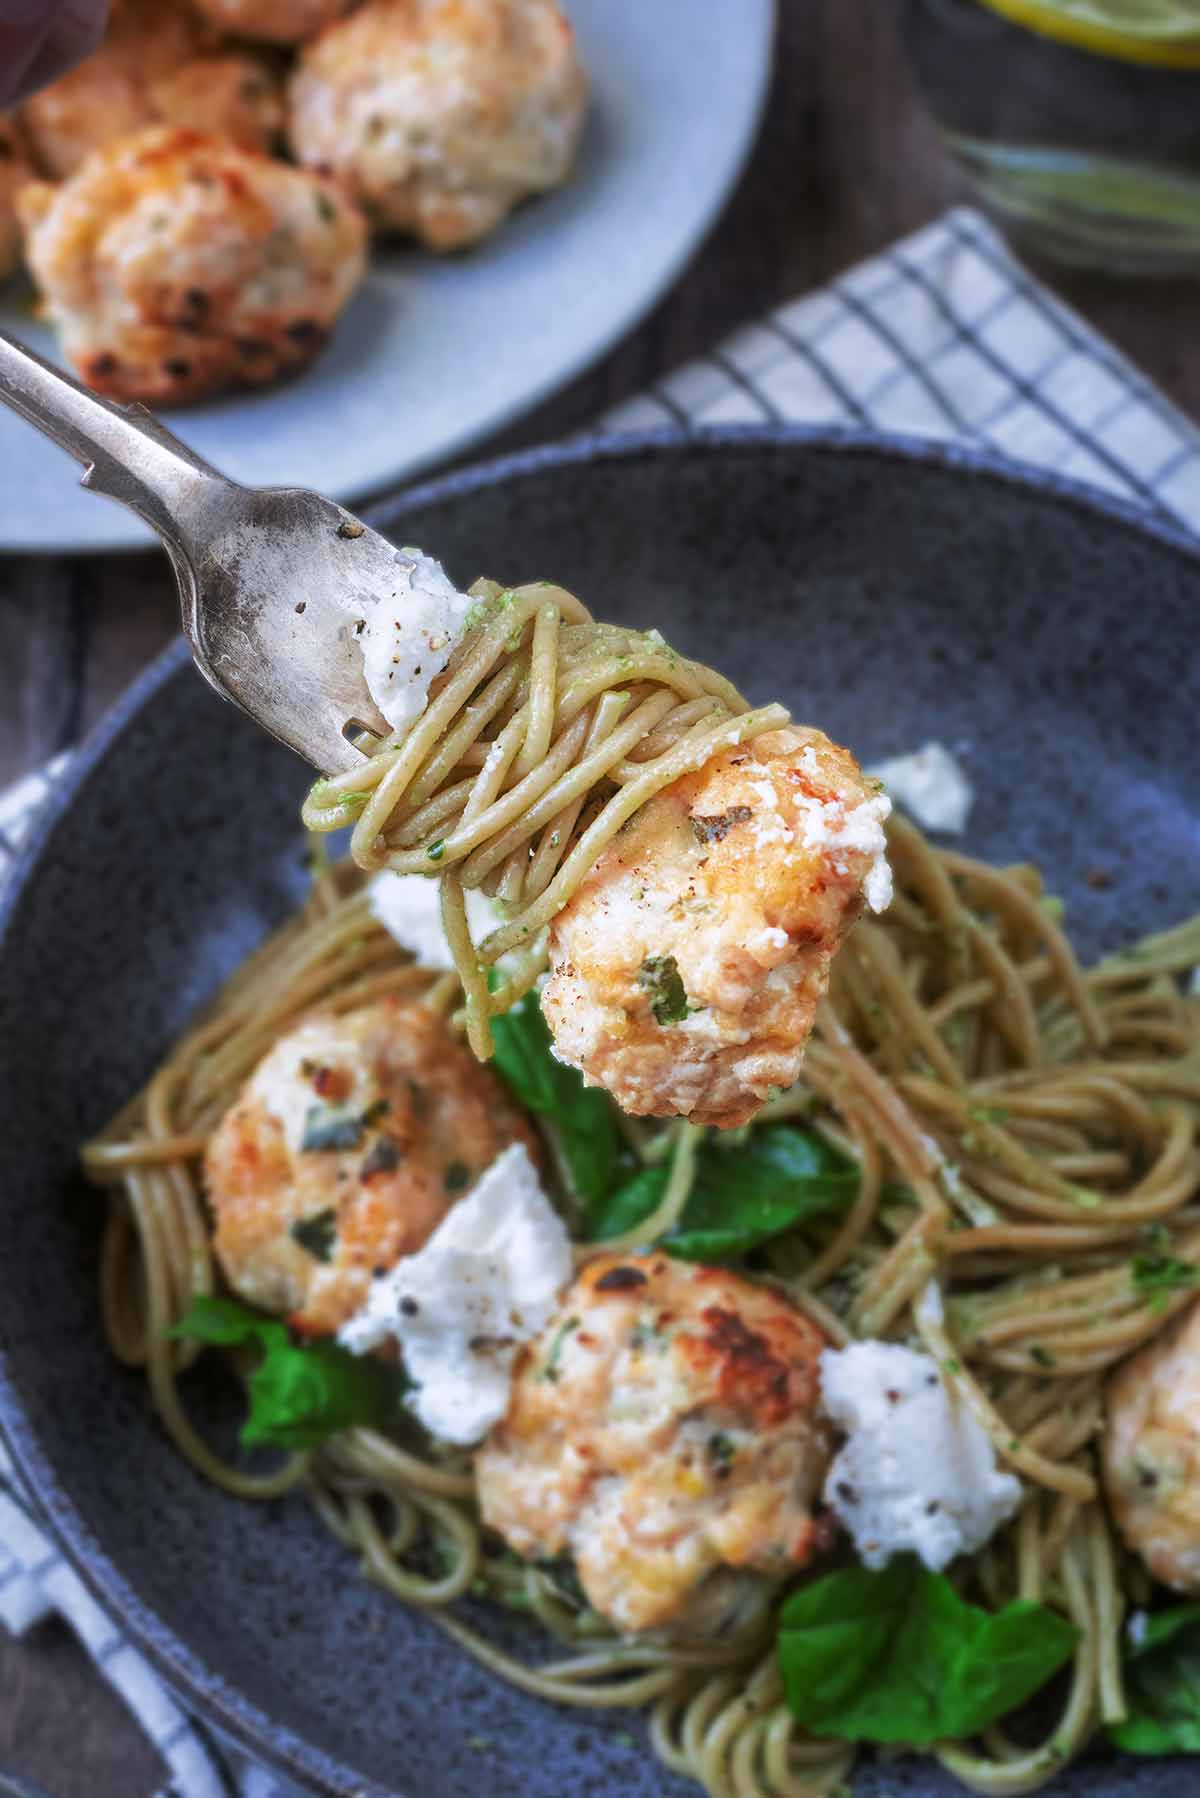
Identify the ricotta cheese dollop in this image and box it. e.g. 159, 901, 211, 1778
355, 548, 475, 731
820, 1340, 1021, 1571
868, 742, 974, 837
369, 870, 498, 972
338, 1143, 571, 1445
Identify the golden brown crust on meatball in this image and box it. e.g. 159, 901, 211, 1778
542, 727, 891, 1129
149, 55, 285, 156
476, 1253, 834, 1634
288, 0, 587, 250
21, 0, 204, 178
18, 126, 367, 404
206, 997, 540, 1337
1103, 1299, 1200, 1594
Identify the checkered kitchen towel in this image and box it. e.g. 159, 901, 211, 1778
3, 203, 1200, 1798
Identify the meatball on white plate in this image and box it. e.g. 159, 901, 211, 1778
1103, 1297, 1200, 1594
477, 1252, 834, 1634
192, 0, 354, 45
18, 126, 367, 404
289, 0, 588, 249
206, 996, 538, 1336
543, 726, 892, 1128
20, 0, 203, 179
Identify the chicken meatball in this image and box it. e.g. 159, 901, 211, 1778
288, 0, 587, 250
206, 997, 537, 1336
542, 727, 892, 1130
192, 0, 353, 45
1103, 1299, 1200, 1593
0, 115, 36, 283
20, 0, 202, 178
148, 56, 285, 156
18, 126, 367, 404
476, 1253, 834, 1635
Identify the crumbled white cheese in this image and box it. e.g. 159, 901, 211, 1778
869, 743, 974, 836
354, 548, 475, 731
369, 870, 498, 972
338, 1144, 571, 1445
795, 792, 893, 913
820, 1341, 1021, 1571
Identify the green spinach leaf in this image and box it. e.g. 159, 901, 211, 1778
588, 1124, 858, 1260
171, 1294, 402, 1451
489, 993, 626, 1219
1132, 1253, 1200, 1312
1110, 1604, 1200, 1754
777, 1557, 1079, 1746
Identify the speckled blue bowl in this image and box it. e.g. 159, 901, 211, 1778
1, 428, 1198, 1798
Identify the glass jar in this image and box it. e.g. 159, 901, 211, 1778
899, 0, 1200, 274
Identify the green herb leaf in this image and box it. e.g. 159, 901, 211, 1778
539, 1315, 580, 1383
1110, 1605, 1200, 1755
290, 1208, 337, 1262
171, 1295, 401, 1450
589, 1125, 858, 1260
636, 953, 690, 1024
668, 1126, 858, 1262
1132, 1253, 1200, 1310
490, 993, 626, 1218
301, 1103, 364, 1152
777, 1557, 1079, 1747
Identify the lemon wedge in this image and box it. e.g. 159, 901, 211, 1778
976, 0, 1200, 64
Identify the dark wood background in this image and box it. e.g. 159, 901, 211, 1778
2, 0, 1199, 1791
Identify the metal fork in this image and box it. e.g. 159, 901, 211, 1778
0, 330, 407, 775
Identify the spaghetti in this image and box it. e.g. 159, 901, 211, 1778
82, 816, 1200, 1798
299, 581, 790, 1059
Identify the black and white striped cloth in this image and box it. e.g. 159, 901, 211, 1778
3, 205, 1200, 1798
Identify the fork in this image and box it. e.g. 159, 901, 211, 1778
0, 330, 408, 775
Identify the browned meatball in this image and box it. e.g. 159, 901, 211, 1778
148, 55, 285, 155
206, 998, 539, 1336
21, 0, 203, 178
476, 1253, 834, 1634
1103, 1299, 1200, 1594
542, 727, 892, 1130
18, 126, 367, 404
288, 0, 587, 250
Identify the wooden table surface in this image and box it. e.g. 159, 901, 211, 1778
2, 1, 1199, 1792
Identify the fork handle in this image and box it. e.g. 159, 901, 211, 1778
0, 329, 231, 550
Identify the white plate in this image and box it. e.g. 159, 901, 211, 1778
0, 0, 773, 554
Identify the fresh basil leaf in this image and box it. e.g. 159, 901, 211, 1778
777, 1557, 1079, 1746
490, 993, 626, 1217
1132, 1253, 1200, 1311
587, 1125, 857, 1259
590, 1165, 669, 1242
170, 1294, 284, 1352
1110, 1604, 1200, 1754
242, 1335, 400, 1450
636, 953, 690, 1024
171, 1295, 401, 1451
667, 1125, 858, 1263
